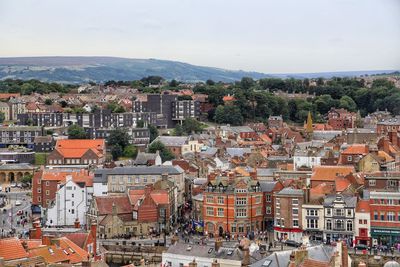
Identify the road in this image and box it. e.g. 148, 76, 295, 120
0, 189, 32, 237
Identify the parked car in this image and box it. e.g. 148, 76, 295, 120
10, 183, 17, 188
17, 210, 23, 215
285, 240, 302, 247
15, 200, 22, 206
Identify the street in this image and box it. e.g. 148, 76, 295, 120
0, 188, 32, 237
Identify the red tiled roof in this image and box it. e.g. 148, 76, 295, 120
150, 191, 169, 205
356, 200, 370, 213
223, 95, 235, 102
41, 170, 93, 187
310, 182, 334, 196
56, 139, 105, 150
341, 144, 369, 155
0, 93, 20, 99
311, 166, 355, 182
0, 237, 29, 261
64, 233, 89, 249
57, 237, 89, 264
95, 195, 133, 215
335, 177, 351, 192
300, 258, 330, 267
23, 239, 42, 250
28, 245, 69, 264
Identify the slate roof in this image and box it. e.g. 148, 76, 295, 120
95, 195, 133, 215
94, 165, 183, 178
275, 187, 303, 196
250, 245, 336, 267
0, 163, 34, 170
323, 194, 357, 208
226, 147, 251, 157
259, 181, 278, 193
134, 152, 157, 165
154, 136, 188, 146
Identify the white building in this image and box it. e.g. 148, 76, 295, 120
293, 148, 323, 170
46, 175, 93, 226
301, 202, 324, 243
93, 171, 108, 197
354, 200, 371, 246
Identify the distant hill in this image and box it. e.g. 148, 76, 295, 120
0, 56, 396, 83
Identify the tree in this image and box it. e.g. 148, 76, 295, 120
123, 144, 138, 158
68, 124, 87, 139
107, 102, 125, 113
0, 112, 5, 123
182, 118, 203, 134
240, 77, 255, 90
169, 79, 179, 87
148, 141, 175, 162
174, 124, 184, 136
111, 144, 123, 160
44, 99, 53, 105
107, 128, 130, 149
206, 79, 215, 86
148, 124, 159, 142
59, 100, 68, 108
136, 120, 145, 128
21, 173, 33, 185
339, 96, 357, 112
214, 105, 243, 125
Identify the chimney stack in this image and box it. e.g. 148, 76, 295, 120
74, 218, 81, 229
188, 259, 197, 267
90, 220, 97, 259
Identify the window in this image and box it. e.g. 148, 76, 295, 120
326, 208, 332, 216
71, 209, 75, 214
388, 180, 396, 187
292, 199, 299, 205
236, 208, 247, 217
292, 207, 299, 215
236, 188, 247, 193
276, 198, 280, 205
387, 212, 395, 221
335, 220, 344, 230
206, 207, 214, 216
307, 219, 318, 229
346, 209, 352, 217
218, 196, 224, 204
293, 219, 299, 227
369, 180, 376, 186
387, 199, 393, 205
46, 181, 50, 186
266, 195, 271, 202
359, 219, 362, 224
364, 219, 367, 224
346, 220, 353, 231
256, 207, 262, 216
231, 225, 236, 233
374, 211, 378, 220
46, 190, 50, 196
326, 219, 332, 230
334, 209, 344, 217
307, 209, 318, 216
135, 177, 139, 184
71, 194, 74, 198
255, 196, 261, 204
347, 156, 352, 161
37, 188, 41, 193
217, 208, 224, 217
266, 206, 272, 214
128, 177, 132, 183
381, 213, 385, 221
38, 196, 41, 202
236, 197, 247, 205
143, 177, 147, 183
206, 196, 214, 203
275, 207, 280, 215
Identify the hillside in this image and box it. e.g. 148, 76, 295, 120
0, 56, 396, 83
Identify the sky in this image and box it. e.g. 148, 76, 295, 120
0, 0, 399, 73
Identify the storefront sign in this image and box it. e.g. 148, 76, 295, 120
371, 228, 400, 235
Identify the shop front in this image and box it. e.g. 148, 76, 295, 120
274, 226, 303, 242
371, 228, 400, 246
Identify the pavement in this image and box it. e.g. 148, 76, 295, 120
0, 188, 32, 237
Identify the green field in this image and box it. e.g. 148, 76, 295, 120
35, 153, 48, 165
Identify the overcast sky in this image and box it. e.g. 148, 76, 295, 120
0, 0, 399, 73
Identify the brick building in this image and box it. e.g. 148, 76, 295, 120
273, 188, 304, 242
203, 175, 263, 237
259, 180, 284, 230
327, 108, 356, 130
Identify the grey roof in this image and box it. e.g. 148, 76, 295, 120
377, 116, 400, 125
226, 147, 251, 157
323, 194, 357, 207
250, 245, 336, 267
165, 242, 262, 263
94, 165, 183, 177
230, 126, 255, 133
312, 131, 342, 141
200, 147, 218, 156
134, 152, 157, 165
0, 163, 34, 170
155, 136, 188, 146
257, 168, 278, 177
275, 187, 303, 196
296, 141, 325, 150
259, 181, 278, 192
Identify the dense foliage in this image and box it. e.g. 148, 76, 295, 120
67, 125, 87, 139
0, 79, 77, 95
148, 141, 175, 162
